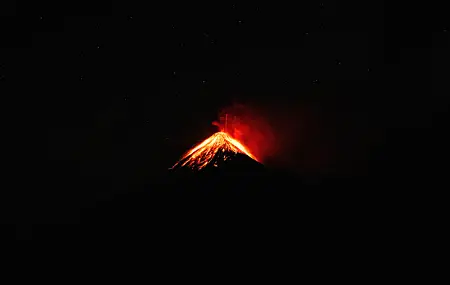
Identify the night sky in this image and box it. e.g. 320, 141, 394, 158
3, 2, 449, 231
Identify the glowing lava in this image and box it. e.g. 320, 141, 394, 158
170, 132, 258, 170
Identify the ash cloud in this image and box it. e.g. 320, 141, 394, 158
214, 98, 380, 177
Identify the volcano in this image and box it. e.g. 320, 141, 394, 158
170, 131, 263, 172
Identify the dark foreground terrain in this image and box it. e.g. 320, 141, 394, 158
16, 159, 417, 244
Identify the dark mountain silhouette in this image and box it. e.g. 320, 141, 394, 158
20, 148, 399, 243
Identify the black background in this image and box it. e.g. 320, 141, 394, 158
2, 2, 448, 242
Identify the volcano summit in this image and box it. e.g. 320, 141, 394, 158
170, 131, 262, 172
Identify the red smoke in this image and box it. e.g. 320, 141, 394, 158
212, 99, 378, 177
212, 103, 276, 163
211, 100, 341, 176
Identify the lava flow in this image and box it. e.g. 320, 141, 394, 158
170, 131, 258, 171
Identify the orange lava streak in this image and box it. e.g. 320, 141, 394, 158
171, 132, 258, 170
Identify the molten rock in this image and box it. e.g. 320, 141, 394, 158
170, 131, 261, 171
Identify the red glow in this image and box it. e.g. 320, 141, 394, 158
212, 104, 277, 164
170, 131, 258, 170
